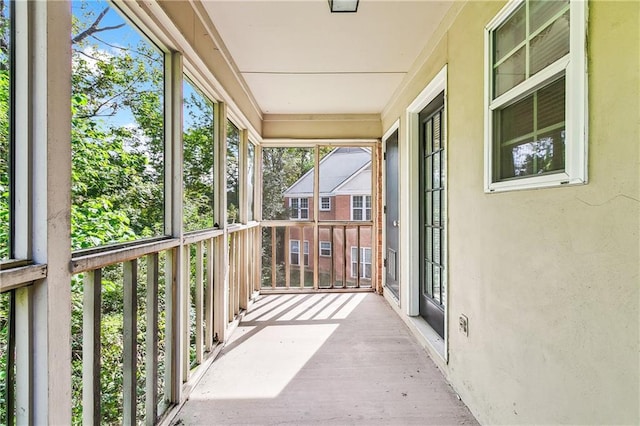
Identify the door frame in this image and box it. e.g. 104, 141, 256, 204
402, 64, 448, 361
382, 119, 400, 305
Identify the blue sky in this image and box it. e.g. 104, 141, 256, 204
72, 0, 161, 129
72, 0, 212, 133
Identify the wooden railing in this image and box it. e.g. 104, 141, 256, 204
71, 238, 180, 424
0, 261, 47, 424
260, 222, 375, 291
0, 222, 259, 424
0, 217, 359, 423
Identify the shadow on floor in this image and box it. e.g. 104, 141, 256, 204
173, 293, 477, 425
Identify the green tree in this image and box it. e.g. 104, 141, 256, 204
260, 147, 318, 285
70, 2, 168, 423
71, 2, 165, 249
183, 82, 215, 232
226, 122, 240, 223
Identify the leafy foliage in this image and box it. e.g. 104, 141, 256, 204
68, 2, 195, 424
260, 148, 316, 284
0, 0, 200, 422
0, 292, 10, 424
226, 122, 240, 224
183, 81, 215, 232
71, 2, 165, 249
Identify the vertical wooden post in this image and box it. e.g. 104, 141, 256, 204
13, 2, 35, 422
7, 292, 15, 426
213, 235, 227, 344
342, 226, 347, 288
227, 236, 234, 323
254, 228, 261, 293
14, 287, 33, 425
330, 226, 335, 288
123, 260, 138, 424
240, 231, 248, 310
285, 227, 290, 289
205, 238, 214, 351
195, 241, 204, 364
82, 270, 101, 425
164, 248, 181, 404
145, 254, 159, 425
313, 146, 320, 289
214, 103, 230, 343
299, 225, 304, 289
226, 234, 236, 324
234, 234, 241, 315
30, 1, 73, 423
372, 143, 380, 292
164, 51, 184, 405
227, 234, 236, 323
357, 225, 361, 288
182, 245, 190, 379
270, 227, 276, 288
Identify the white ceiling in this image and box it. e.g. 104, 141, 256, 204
202, 1, 453, 115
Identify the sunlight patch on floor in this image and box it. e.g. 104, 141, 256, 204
253, 295, 303, 322
277, 294, 325, 321
313, 293, 352, 320
333, 293, 367, 319
296, 293, 340, 320
242, 295, 294, 322
189, 324, 339, 400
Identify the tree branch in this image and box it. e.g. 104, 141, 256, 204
72, 7, 125, 44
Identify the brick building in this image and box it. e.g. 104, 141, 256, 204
283, 147, 373, 285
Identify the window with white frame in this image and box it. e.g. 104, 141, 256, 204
290, 240, 309, 265
183, 78, 215, 233
290, 240, 300, 265
289, 197, 309, 219
319, 196, 331, 211
303, 240, 309, 266
319, 241, 332, 257
351, 247, 372, 279
71, 0, 166, 249
485, 0, 586, 192
351, 195, 371, 221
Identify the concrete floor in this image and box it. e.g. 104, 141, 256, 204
172, 293, 478, 425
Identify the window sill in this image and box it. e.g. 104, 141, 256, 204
485, 173, 587, 193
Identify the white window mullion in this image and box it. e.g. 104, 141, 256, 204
490, 56, 569, 111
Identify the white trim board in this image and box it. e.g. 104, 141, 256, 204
403, 64, 448, 363
381, 119, 400, 306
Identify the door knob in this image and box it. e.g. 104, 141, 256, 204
392, 220, 399, 227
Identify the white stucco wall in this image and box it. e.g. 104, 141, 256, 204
383, 1, 640, 424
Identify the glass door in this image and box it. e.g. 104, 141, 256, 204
419, 93, 445, 338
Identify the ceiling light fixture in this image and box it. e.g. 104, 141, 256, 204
328, 0, 359, 13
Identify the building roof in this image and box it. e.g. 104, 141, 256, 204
284, 147, 371, 197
